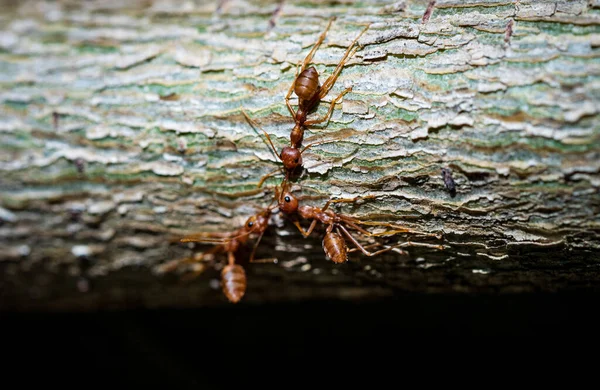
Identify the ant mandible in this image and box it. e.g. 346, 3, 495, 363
243, 17, 370, 187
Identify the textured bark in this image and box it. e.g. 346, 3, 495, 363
1, 0, 599, 310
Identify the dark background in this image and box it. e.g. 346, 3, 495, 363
5, 291, 599, 387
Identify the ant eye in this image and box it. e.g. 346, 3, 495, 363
294, 159, 299, 163
248, 221, 254, 227
284, 196, 291, 203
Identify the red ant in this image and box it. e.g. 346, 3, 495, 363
242, 17, 370, 188
275, 181, 443, 264
157, 204, 277, 303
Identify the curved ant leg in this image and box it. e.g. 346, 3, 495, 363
285, 62, 301, 118
202, 186, 273, 200
256, 167, 286, 188
318, 194, 376, 212
248, 225, 267, 263
378, 240, 445, 251
248, 226, 278, 263
319, 45, 358, 96
180, 231, 235, 243
299, 17, 335, 74
350, 220, 442, 240
157, 245, 222, 275
303, 194, 438, 240
292, 219, 320, 238
339, 218, 438, 240
295, 193, 330, 201
298, 137, 345, 154
347, 242, 408, 256
337, 225, 412, 257
180, 261, 211, 282
304, 86, 352, 128
250, 258, 279, 263
332, 208, 442, 239
241, 108, 281, 161
180, 228, 255, 245
180, 231, 233, 243
155, 257, 192, 275
242, 109, 289, 187
346, 241, 409, 257
340, 220, 378, 236
318, 24, 369, 96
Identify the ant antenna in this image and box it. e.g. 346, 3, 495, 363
241, 108, 281, 162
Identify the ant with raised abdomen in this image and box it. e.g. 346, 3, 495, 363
275, 181, 444, 264
157, 203, 277, 303
242, 17, 370, 187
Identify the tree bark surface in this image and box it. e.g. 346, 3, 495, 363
1, 0, 599, 310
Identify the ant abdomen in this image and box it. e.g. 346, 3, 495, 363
294, 67, 320, 101
323, 230, 348, 264
221, 264, 247, 303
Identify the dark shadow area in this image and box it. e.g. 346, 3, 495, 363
4, 291, 600, 387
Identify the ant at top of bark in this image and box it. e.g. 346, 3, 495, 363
157, 201, 278, 304
242, 17, 370, 188
274, 180, 444, 264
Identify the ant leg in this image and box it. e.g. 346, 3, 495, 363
250, 258, 278, 264
400, 241, 445, 251
155, 257, 194, 274
319, 24, 369, 97
319, 45, 358, 97
292, 220, 320, 238
347, 242, 409, 256
299, 138, 338, 154
304, 86, 353, 128
340, 220, 378, 236
334, 210, 442, 240
285, 62, 301, 118
380, 240, 446, 251
299, 17, 335, 74
248, 226, 268, 263
341, 223, 445, 252
241, 108, 281, 161
341, 219, 438, 241
319, 194, 376, 212
348, 241, 407, 253
180, 231, 233, 243
256, 167, 285, 188
337, 225, 410, 257
352, 220, 442, 240
296, 193, 329, 201
203, 187, 271, 199
180, 262, 210, 282
157, 246, 220, 275
181, 228, 256, 245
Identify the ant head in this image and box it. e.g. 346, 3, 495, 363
280, 147, 302, 171
245, 208, 272, 234
278, 189, 299, 214
244, 215, 258, 232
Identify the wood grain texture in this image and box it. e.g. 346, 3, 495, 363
1, 0, 599, 309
